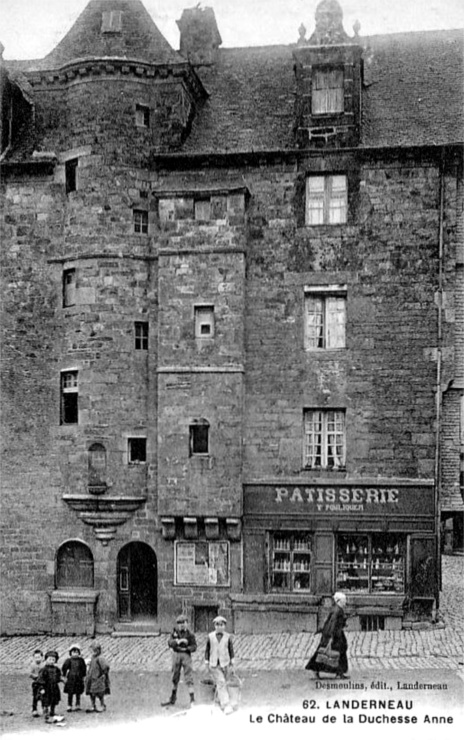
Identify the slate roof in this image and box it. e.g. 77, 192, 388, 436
37, 0, 183, 69
3, 3, 463, 157
180, 28, 463, 153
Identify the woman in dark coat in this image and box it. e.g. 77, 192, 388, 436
62, 644, 86, 712
306, 592, 349, 679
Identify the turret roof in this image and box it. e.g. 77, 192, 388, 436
37, 0, 183, 69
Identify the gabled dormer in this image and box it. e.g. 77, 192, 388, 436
293, 0, 362, 148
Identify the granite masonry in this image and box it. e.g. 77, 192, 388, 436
0, 0, 463, 636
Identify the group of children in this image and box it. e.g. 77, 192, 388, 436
161, 614, 239, 715
29, 642, 110, 725
28, 614, 237, 723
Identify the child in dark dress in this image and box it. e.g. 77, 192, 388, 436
36, 650, 65, 724
62, 644, 87, 712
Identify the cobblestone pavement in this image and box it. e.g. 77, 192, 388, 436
1, 555, 462, 675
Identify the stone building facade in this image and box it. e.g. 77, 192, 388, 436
0, 0, 462, 635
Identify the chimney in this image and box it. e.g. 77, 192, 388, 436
177, 6, 222, 66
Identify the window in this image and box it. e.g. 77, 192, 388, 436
60, 371, 78, 425
194, 306, 214, 338
56, 541, 94, 589
194, 199, 211, 221
305, 174, 347, 225
101, 10, 122, 33
65, 159, 78, 194
336, 534, 405, 594
189, 419, 209, 455
175, 541, 229, 586
133, 209, 148, 234
312, 68, 344, 114
304, 288, 346, 349
303, 409, 345, 469
270, 532, 312, 592
63, 268, 76, 307
135, 104, 150, 128
134, 321, 149, 350
128, 437, 147, 464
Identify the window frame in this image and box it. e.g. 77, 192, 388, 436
63, 268, 76, 308
60, 370, 79, 425
335, 533, 406, 594
135, 104, 150, 128
194, 305, 215, 338
305, 174, 347, 225
133, 209, 148, 234
134, 321, 149, 350
127, 437, 147, 464
304, 285, 347, 350
101, 10, 122, 33
65, 159, 78, 194
312, 67, 344, 115
303, 409, 346, 470
269, 532, 313, 593
189, 420, 209, 456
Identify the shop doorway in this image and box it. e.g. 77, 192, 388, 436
117, 542, 157, 621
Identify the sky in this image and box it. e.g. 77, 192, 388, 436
1, 0, 463, 60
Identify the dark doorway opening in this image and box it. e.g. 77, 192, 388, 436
117, 542, 157, 621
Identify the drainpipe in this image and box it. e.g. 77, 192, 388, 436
434, 148, 446, 601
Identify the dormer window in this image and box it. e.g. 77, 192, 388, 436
312, 68, 344, 114
101, 10, 122, 33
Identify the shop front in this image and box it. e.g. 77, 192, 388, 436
232, 481, 437, 633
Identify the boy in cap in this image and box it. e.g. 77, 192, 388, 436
204, 616, 235, 714
161, 614, 197, 708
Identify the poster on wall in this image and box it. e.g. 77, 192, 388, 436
175, 541, 230, 586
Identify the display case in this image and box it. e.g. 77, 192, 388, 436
336, 534, 405, 593
371, 534, 404, 593
271, 533, 312, 591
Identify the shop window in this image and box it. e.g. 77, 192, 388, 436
194, 198, 211, 221
304, 288, 346, 349
270, 532, 312, 592
88, 443, 106, 487
101, 10, 122, 33
134, 321, 149, 350
56, 541, 94, 589
128, 437, 147, 464
63, 268, 76, 307
60, 371, 78, 425
303, 409, 345, 469
175, 541, 229, 586
336, 534, 405, 594
194, 306, 215, 338
189, 419, 209, 455
305, 174, 347, 225
312, 68, 344, 114
65, 159, 78, 194
133, 209, 148, 234
135, 104, 150, 128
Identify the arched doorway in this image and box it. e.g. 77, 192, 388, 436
117, 542, 157, 621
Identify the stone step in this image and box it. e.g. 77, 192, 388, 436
112, 621, 162, 637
